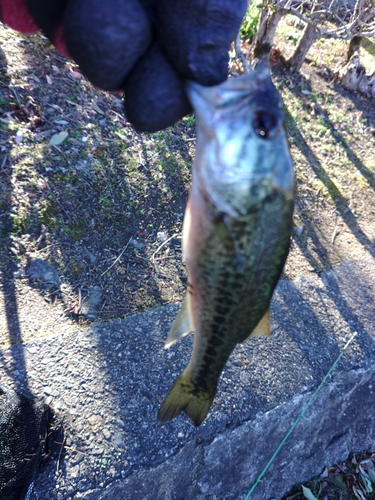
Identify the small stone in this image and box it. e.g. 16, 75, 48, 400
115, 418, 125, 428
156, 231, 168, 243
102, 429, 111, 440
80, 286, 102, 320
91, 447, 104, 456
293, 225, 304, 237
13, 268, 26, 279
44, 386, 52, 395
83, 246, 96, 264
70, 466, 80, 479
71, 451, 85, 466
199, 482, 210, 494
28, 259, 61, 285
87, 415, 103, 426
130, 238, 145, 249
27, 346, 39, 354
113, 433, 125, 448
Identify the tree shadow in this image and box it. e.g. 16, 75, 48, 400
0, 24, 191, 336
0, 28, 66, 497
0, 29, 188, 325
317, 78, 375, 188
286, 109, 375, 260
280, 96, 375, 380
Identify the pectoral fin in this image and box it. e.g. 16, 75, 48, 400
251, 308, 270, 337
165, 294, 194, 348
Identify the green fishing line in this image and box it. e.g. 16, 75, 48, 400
243, 332, 357, 500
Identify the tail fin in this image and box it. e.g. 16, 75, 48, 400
157, 373, 215, 427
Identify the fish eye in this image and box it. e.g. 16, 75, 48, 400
253, 111, 278, 138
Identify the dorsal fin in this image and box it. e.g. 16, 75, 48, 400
165, 294, 194, 348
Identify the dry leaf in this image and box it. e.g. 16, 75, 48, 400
302, 485, 319, 500
50, 131, 68, 146
92, 101, 104, 114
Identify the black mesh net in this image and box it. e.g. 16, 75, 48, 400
0, 386, 64, 500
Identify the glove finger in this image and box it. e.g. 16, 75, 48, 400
63, 0, 153, 90
156, 0, 247, 86
123, 42, 191, 132
0, 0, 39, 33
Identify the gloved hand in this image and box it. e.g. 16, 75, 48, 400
0, 0, 247, 131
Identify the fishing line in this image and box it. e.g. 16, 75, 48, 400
243, 332, 358, 500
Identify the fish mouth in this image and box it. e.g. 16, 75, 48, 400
186, 60, 273, 103
186, 64, 286, 147
185, 61, 282, 125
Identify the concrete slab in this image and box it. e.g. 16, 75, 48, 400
0, 256, 374, 499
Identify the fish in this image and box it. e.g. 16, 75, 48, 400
157, 63, 295, 427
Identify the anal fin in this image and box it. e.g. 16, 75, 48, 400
251, 308, 270, 337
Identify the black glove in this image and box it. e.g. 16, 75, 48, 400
0, 0, 247, 131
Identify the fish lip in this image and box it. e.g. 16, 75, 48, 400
185, 60, 272, 102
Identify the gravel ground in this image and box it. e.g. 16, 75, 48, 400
1, 256, 375, 499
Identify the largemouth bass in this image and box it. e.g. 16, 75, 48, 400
158, 63, 295, 427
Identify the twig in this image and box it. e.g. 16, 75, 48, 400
280, 5, 375, 40
56, 436, 66, 473
132, 255, 151, 263
100, 238, 132, 277
11, 87, 21, 108
45, 180, 72, 222
99, 300, 107, 315
151, 233, 179, 265
331, 225, 339, 244
153, 255, 177, 261
234, 34, 251, 73
1, 154, 7, 171
63, 445, 86, 453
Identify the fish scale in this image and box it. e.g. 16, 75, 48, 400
158, 63, 295, 426
188, 195, 293, 391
